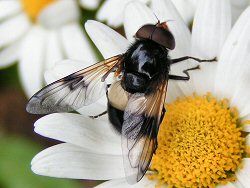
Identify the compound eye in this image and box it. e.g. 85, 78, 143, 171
136, 24, 175, 50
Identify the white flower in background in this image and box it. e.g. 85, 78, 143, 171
97, 0, 250, 27
31, 0, 250, 187
79, 0, 101, 10
0, 0, 100, 97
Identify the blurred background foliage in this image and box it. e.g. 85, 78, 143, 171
0, 137, 82, 188
0, 2, 110, 187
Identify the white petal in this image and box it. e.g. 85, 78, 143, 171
44, 59, 107, 116
96, 0, 132, 28
0, 41, 20, 68
19, 26, 46, 97
140, 0, 151, 3
191, 0, 231, 95
217, 181, 242, 188
171, 0, 196, 25
192, 0, 231, 59
43, 70, 57, 85
96, 177, 158, 188
242, 115, 250, 132
231, 0, 250, 24
85, 20, 130, 58
214, 7, 250, 117
235, 158, 250, 188
231, 76, 250, 117
165, 80, 185, 103
79, 0, 100, 10
60, 23, 97, 63
246, 134, 250, 146
0, 13, 31, 48
38, 0, 80, 29
34, 113, 122, 155
44, 59, 90, 83
170, 75, 196, 98
230, 181, 245, 188
44, 30, 64, 70
151, 0, 191, 58
124, 1, 156, 42
243, 124, 250, 132
243, 126, 250, 133
97, 0, 150, 28
189, 63, 218, 96
77, 97, 108, 118
31, 143, 125, 180
0, 0, 21, 21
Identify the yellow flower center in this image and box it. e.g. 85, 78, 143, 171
149, 94, 246, 188
21, 0, 57, 22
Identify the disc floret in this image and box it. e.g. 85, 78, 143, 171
149, 94, 246, 188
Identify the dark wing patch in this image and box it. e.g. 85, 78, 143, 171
121, 76, 168, 184
26, 55, 123, 114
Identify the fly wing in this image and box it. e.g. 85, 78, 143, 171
26, 55, 123, 114
121, 76, 168, 184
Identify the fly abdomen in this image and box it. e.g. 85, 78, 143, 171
107, 81, 130, 133
107, 103, 124, 133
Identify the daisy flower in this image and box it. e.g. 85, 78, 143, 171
0, 0, 99, 97
31, 0, 250, 187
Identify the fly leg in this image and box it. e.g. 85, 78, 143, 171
169, 65, 200, 81
89, 84, 110, 119
160, 107, 166, 123
171, 56, 216, 64
89, 111, 108, 119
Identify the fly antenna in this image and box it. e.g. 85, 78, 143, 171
165, 19, 175, 23
153, 12, 160, 24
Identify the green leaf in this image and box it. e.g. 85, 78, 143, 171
0, 63, 21, 89
0, 136, 82, 188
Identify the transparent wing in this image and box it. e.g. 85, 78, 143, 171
121, 75, 168, 184
26, 55, 123, 114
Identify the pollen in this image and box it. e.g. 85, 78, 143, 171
149, 93, 246, 188
21, 0, 57, 22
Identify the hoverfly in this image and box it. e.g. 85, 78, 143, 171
26, 21, 215, 184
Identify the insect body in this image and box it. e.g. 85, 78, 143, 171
26, 21, 215, 184
108, 39, 170, 133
